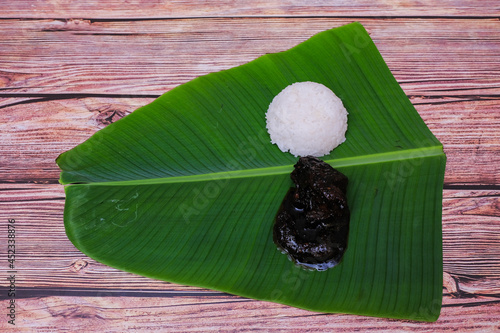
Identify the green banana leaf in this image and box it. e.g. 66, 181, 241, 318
57, 22, 445, 321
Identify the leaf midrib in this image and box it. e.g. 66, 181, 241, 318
66, 146, 444, 187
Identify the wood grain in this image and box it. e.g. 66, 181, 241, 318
1, 97, 498, 185
1, 184, 500, 330
1, 18, 498, 186
13, 296, 500, 332
2, 0, 500, 19
1, 185, 498, 297
0, 18, 499, 96
1, 1, 499, 330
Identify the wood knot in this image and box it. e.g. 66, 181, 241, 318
41, 19, 92, 32
443, 272, 458, 295
70, 259, 89, 272
95, 109, 127, 126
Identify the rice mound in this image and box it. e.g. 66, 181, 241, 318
266, 81, 348, 157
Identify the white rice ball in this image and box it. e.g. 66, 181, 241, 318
266, 81, 348, 157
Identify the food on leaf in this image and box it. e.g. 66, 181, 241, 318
57, 22, 446, 321
273, 156, 350, 271
266, 81, 348, 157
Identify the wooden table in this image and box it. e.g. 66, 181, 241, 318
1, 1, 499, 331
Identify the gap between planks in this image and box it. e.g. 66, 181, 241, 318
1, 97, 498, 185
0, 184, 499, 302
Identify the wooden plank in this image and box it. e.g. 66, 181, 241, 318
1, 0, 499, 19
1, 184, 498, 298
0, 97, 152, 183
11, 295, 500, 331
1, 97, 498, 185
0, 1, 498, 330
443, 190, 500, 282
0, 18, 498, 97
414, 99, 500, 186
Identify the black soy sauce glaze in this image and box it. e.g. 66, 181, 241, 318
273, 156, 350, 271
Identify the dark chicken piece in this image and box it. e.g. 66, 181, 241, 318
273, 156, 350, 271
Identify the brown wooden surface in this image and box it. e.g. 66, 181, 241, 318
2, 0, 500, 18
1, 1, 499, 332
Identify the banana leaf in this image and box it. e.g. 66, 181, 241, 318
57, 22, 445, 321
